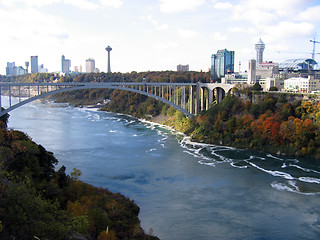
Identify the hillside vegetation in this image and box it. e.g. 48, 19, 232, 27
185, 94, 320, 158
0, 113, 158, 240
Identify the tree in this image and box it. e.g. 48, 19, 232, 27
252, 82, 263, 91
269, 86, 278, 91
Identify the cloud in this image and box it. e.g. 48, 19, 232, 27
0, 8, 69, 42
0, 0, 59, 7
99, 0, 123, 8
153, 42, 179, 50
0, 0, 100, 10
298, 5, 320, 22
210, 32, 227, 41
159, 0, 205, 13
231, 0, 306, 24
141, 15, 169, 31
213, 1, 233, 10
263, 21, 314, 42
65, 0, 99, 10
228, 26, 255, 34
177, 28, 198, 39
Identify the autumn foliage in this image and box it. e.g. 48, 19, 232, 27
189, 94, 320, 158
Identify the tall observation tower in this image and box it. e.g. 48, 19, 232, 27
105, 45, 112, 73
255, 38, 265, 64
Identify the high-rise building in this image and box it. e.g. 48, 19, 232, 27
61, 55, 71, 74
177, 64, 189, 72
6, 62, 26, 76
255, 38, 265, 64
31, 56, 38, 73
248, 59, 257, 84
74, 65, 82, 73
86, 58, 95, 73
211, 49, 234, 82
6, 62, 15, 76
39, 64, 48, 73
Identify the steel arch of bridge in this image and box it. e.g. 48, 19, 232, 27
0, 82, 235, 118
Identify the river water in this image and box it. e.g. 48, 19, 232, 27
4, 97, 320, 240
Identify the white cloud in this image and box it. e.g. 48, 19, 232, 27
239, 0, 304, 16
141, 15, 169, 31
99, 0, 123, 8
232, 6, 278, 24
263, 21, 314, 42
153, 42, 179, 51
0, 0, 59, 7
213, 2, 233, 10
177, 28, 198, 39
159, 0, 205, 13
65, 0, 99, 10
298, 5, 320, 21
0, 0, 100, 10
228, 26, 255, 34
231, 0, 306, 25
0, 8, 69, 40
210, 32, 227, 41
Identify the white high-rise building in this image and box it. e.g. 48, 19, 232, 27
86, 58, 95, 73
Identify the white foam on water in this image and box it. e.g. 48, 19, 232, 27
247, 161, 294, 180
230, 162, 248, 169
146, 148, 157, 153
198, 161, 216, 167
289, 164, 320, 174
183, 150, 200, 158
298, 177, 320, 184
109, 130, 118, 133
271, 181, 320, 195
266, 154, 283, 161
281, 163, 287, 168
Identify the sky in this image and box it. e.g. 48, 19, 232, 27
1, 0, 320, 75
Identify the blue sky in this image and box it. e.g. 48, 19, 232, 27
1, 0, 320, 74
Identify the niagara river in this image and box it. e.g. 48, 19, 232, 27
5, 98, 320, 240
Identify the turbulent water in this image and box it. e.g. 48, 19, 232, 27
3, 97, 320, 240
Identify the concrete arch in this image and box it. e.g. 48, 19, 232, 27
0, 84, 193, 118
212, 87, 226, 104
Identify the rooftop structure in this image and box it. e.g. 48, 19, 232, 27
279, 58, 319, 72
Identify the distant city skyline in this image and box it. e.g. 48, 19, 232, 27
0, 0, 320, 75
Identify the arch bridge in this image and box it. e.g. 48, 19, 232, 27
0, 82, 235, 118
